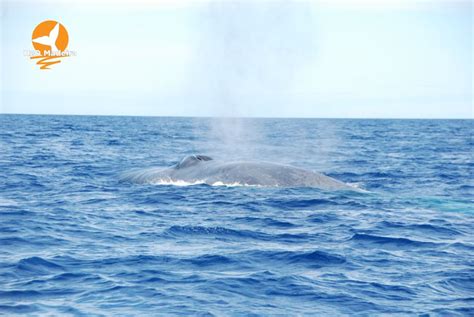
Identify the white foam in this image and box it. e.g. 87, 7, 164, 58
210, 181, 262, 187
0, 198, 19, 207
148, 178, 260, 187
150, 179, 206, 186
346, 182, 370, 193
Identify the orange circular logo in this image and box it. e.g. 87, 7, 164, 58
32, 20, 69, 53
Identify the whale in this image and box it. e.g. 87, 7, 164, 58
120, 155, 361, 191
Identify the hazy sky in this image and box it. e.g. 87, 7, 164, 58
1, 0, 472, 118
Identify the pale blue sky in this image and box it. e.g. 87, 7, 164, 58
1, 0, 472, 118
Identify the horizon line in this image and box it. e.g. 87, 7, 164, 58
1, 112, 472, 120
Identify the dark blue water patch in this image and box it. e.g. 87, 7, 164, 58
0, 208, 36, 217
161, 225, 310, 243
0, 287, 83, 301
0, 290, 44, 301
18, 272, 102, 289
284, 250, 347, 266
376, 220, 462, 240
233, 216, 298, 228
163, 225, 265, 240
184, 254, 239, 268
448, 242, 474, 252
0, 236, 66, 248
306, 212, 340, 223
265, 196, 368, 210
106, 139, 122, 146
16, 256, 64, 273
0, 115, 473, 315
47, 254, 178, 271
242, 249, 347, 269
349, 233, 442, 250
0, 304, 41, 314
130, 270, 205, 286
432, 269, 474, 294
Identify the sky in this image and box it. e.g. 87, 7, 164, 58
1, 0, 472, 118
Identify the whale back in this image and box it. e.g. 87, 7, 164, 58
121, 155, 362, 191
176, 155, 213, 169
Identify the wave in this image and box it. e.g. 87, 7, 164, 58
350, 233, 441, 249
162, 225, 310, 243
0, 304, 40, 314
163, 225, 265, 239
234, 216, 297, 228
185, 254, 238, 267
0, 290, 43, 300
377, 221, 462, 238
265, 197, 368, 210
244, 249, 347, 268
15, 257, 64, 276
437, 274, 474, 293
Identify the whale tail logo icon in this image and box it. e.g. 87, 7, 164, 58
32, 22, 60, 52
30, 20, 71, 70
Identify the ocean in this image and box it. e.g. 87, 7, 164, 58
0, 114, 472, 316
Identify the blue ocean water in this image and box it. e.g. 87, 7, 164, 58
0, 114, 473, 316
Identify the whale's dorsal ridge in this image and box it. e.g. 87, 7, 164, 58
176, 154, 213, 169
195, 155, 213, 161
